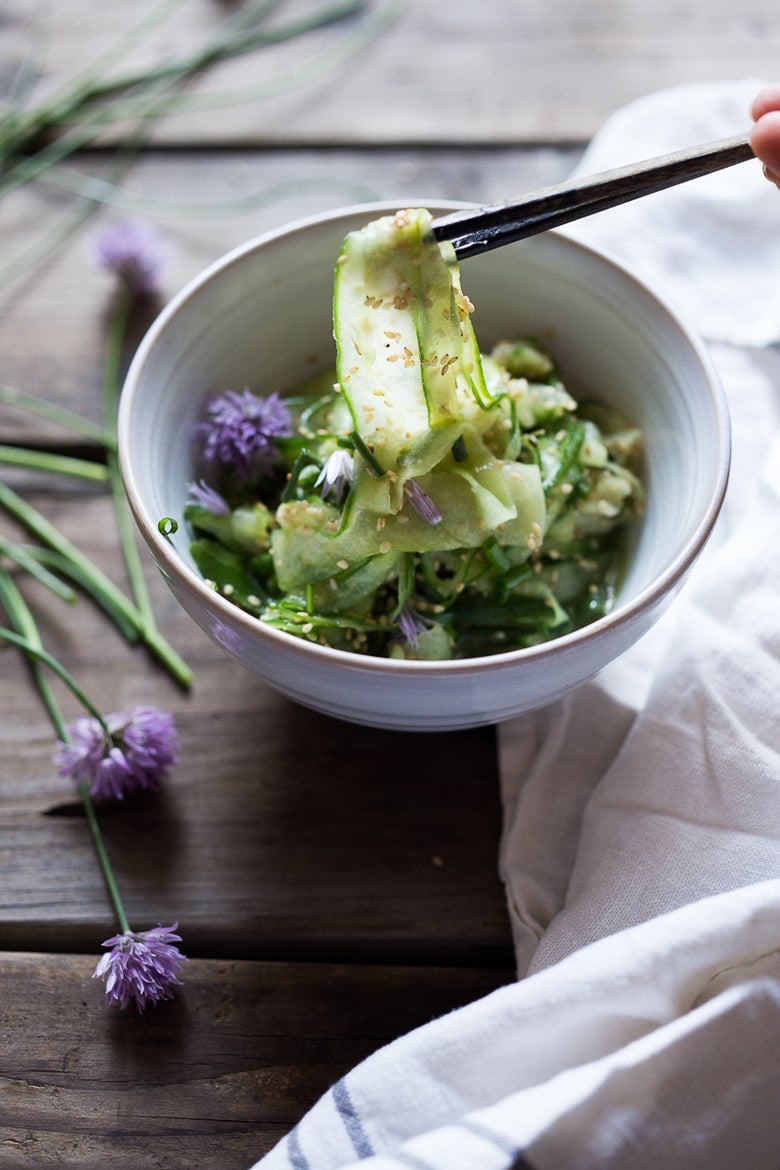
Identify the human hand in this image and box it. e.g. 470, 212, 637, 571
750, 85, 780, 188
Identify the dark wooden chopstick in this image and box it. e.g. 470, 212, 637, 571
431, 133, 755, 259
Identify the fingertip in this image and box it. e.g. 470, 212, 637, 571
750, 110, 780, 185
750, 83, 780, 122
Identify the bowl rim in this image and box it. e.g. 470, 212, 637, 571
118, 199, 731, 678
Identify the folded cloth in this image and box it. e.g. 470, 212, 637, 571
561, 77, 780, 347
255, 882, 780, 1170
252, 79, 780, 1170
500, 77, 780, 975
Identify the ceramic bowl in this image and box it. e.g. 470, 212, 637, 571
117, 202, 730, 731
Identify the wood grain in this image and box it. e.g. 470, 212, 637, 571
2, 0, 777, 146
0, 951, 513, 1169
0, 491, 512, 964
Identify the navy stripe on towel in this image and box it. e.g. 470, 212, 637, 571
332, 1078, 374, 1158
287, 1125, 310, 1170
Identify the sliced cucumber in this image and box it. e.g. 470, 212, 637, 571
333, 207, 489, 510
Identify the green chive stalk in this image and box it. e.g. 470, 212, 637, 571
0, 619, 130, 936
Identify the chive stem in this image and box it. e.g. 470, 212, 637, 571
0, 479, 138, 631
0, 571, 70, 737
79, 780, 132, 935
0, 538, 76, 604
0, 479, 192, 685
0, 602, 132, 933
0, 625, 108, 731
0, 385, 116, 447
0, 444, 108, 481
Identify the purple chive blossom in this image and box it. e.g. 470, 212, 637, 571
404, 479, 442, 525
54, 706, 179, 803
94, 923, 187, 1012
198, 388, 293, 484
187, 478, 230, 516
94, 219, 168, 295
315, 448, 354, 504
398, 606, 429, 647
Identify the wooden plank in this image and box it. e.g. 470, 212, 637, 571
2, 0, 777, 147
0, 487, 513, 965
0, 146, 579, 443
0, 950, 514, 1169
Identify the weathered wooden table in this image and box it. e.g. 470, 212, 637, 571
1, 3, 777, 1166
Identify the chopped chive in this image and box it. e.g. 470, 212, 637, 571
498, 563, 534, 595
504, 400, 522, 462
519, 433, 541, 468
334, 554, 377, 582
542, 422, 585, 492
482, 535, 512, 574
280, 448, 323, 502
299, 393, 337, 439
391, 552, 415, 618
349, 430, 385, 478
448, 597, 569, 632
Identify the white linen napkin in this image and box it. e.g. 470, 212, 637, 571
252, 79, 780, 1170
500, 76, 780, 975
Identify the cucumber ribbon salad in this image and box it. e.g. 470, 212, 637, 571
185, 208, 644, 660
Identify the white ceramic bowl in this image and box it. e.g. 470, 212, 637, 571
118, 202, 730, 731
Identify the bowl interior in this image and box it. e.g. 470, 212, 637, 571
120, 204, 728, 633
